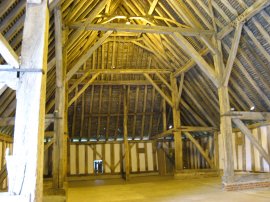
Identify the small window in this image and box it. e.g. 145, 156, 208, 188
93, 160, 103, 174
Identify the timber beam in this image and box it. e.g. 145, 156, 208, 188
173, 48, 209, 77
171, 74, 183, 171
75, 69, 171, 75
68, 79, 163, 86
223, 111, 270, 121
48, 0, 61, 11
68, 23, 214, 36
152, 126, 217, 138
184, 132, 215, 169
53, 6, 66, 190
91, 15, 187, 28
68, 73, 100, 107
144, 73, 173, 107
0, 33, 19, 68
68, 71, 171, 109
0, 69, 18, 90
171, 33, 219, 87
0, 114, 54, 127
65, 31, 112, 81
173, 1, 269, 79
153, 128, 175, 139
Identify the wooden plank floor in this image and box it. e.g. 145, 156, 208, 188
67, 176, 270, 202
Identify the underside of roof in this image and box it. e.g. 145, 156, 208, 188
0, 0, 270, 140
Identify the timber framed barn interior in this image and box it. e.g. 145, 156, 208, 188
0, 0, 270, 201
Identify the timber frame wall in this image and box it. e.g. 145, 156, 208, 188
43, 135, 218, 178
68, 141, 158, 176
219, 124, 270, 172
0, 0, 270, 200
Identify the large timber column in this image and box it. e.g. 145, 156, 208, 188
214, 40, 235, 182
209, 2, 241, 183
53, 6, 66, 189
218, 86, 234, 182
214, 23, 242, 183
7, 0, 49, 201
170, 74, 183, 171
123, 86, 130, 180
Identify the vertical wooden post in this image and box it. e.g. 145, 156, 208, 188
170, 74, 183, 172
218, 86, 234, 183
214, 39, 234, 182
123, 86, 130, 180
7, 1, 49, 201
211, 3, 234, 179
214, 131, 219, 169
63, 27, 69, 189
53, 6, 66, 189
162, 85, 167, 133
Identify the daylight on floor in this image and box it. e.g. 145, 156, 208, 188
0, 0, 270, 202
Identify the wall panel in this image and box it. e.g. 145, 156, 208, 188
218, 125, 270, 172
68, 141, 158, 176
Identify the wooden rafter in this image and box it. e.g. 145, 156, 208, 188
67, 0, 109, 50
144, 73, 173, 107
155, 72, 172, 91
218, 0, 270, 39
166, 0, 217, 54
66, 31, 112, 81
148, 0, 159, 15
0, 33, 19, 68
171, 33, 219, 87
172, 0, 270, 81
68, 72, 100, 107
